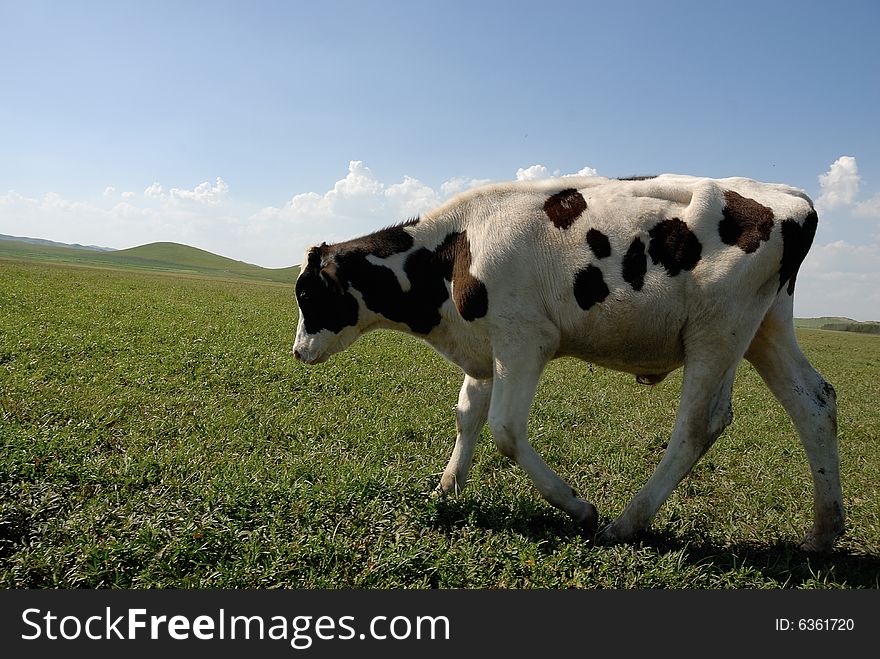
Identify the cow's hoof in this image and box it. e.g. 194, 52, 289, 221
436, 473, 466, 497
596, 522, 630, 546
798, 532, 838, 555
596, 526, 616, 545
576, 501, 599, 540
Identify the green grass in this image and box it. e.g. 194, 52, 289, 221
1, 259, 878, 588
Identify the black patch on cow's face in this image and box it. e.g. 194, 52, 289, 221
719, 190, 775, 253
330, 229, 486, 334
779, 210, 818, 295
573, 265, 609, 310
586, 228, 611, 259
544, 188, 586, 229
647, 218, 702, 276
622, 237, 647, 291
295, 253, 359, 335
295, 224, 417, 336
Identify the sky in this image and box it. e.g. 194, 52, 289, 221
1, 0, 878, 320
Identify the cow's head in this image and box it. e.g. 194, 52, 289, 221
292, 244, 361, 365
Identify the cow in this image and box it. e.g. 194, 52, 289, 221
292, 174, 844, 553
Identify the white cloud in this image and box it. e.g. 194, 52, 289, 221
801, 239, 880, 275
144, 182, 164, 199
329, 160, 383, 198
385, 175, 440, 219
854, 194, 880, 219
141, 178, 230, 205
246, 161, 443, 255
516, 164, 550, 181
170, 177, 229, 205
816, 156, 860, 212
121, 191, 135, 199
103, 186, 116, 197
515, 163, 598, 181
565, 165, 599, 178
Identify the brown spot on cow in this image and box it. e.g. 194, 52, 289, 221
719, 190, 774, 253
447, 233, 489, 321
573, 264, 609, 310
648, 218, 702, 276
544, 188, 587, 229
586, 228, 611, 259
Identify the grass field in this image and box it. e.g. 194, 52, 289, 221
1, 258, 878, 588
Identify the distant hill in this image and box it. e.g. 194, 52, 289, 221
795, 317, 880, 335
0, 233, 114, 251
110, 242, 298, 282
0, 237, 297, 284
794, 317, 853, 329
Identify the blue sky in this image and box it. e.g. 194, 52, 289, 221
1, 0, 878, 319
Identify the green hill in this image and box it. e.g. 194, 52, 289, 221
795, 317, 880, 335
0, 238, 297, 284
0, 233, 114, 251
110, 242, 298, 283
794, 317, 854, 329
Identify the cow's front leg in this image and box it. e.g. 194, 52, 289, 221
438, 375, 492, 494
488, 343, 598, 537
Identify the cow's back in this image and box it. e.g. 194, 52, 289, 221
443, 175, 815, 376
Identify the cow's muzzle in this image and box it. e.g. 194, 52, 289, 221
292, 345, 329, 365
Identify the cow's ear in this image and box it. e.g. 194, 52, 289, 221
307, 245, 324, 270
320, 260, 345, 295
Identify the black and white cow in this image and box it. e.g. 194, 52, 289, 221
293, 174, 844, 552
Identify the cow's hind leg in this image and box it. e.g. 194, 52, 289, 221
488, 341, 599, 536
599, 354, 739, 544
438, 375, 492, 494
745, 306, 844, 553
